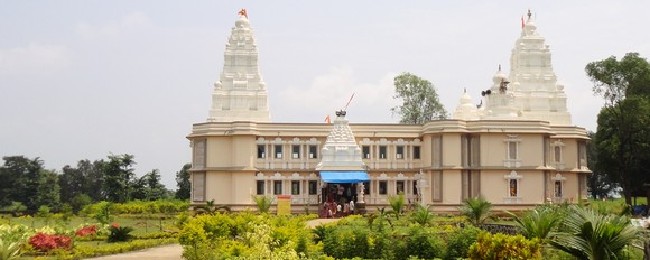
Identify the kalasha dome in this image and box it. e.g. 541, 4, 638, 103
187, 9, 589, 214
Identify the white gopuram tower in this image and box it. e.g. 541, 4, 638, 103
208, 9, 270, 122
507, 10, 571, 125
316, 111, 366, 171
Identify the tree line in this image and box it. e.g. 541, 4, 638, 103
0, 154, 191, 214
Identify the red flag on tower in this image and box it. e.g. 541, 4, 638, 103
521, 16, 525, 29
325, 114, 331, 124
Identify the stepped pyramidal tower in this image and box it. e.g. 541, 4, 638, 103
507, 10, 571, 125
208, 9, 270, 122
454, 10, 572, 125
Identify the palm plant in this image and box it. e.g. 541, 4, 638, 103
459, 196, 492, 226
388, 193, 405, 220
507, 204, 564, 240
252, 195, 273, 213
550, 205, 641, 260
410, 204, 433, 226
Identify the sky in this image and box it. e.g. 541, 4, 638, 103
2, 1, 649, 189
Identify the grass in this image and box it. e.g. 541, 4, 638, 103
0, 215, 177, 235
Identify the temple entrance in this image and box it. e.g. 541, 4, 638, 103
321, 183, 357, 218
322, 183, 357, 204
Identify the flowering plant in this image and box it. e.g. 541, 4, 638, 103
75, 225, 97, 237
108, 223, 133, 242
28, 232, 72, 252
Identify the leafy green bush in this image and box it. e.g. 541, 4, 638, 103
107, 223, 133, 242
467, 232, 542, 260
445, 224, 481, 259
404, 225, 445, 259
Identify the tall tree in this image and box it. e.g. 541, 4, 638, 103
586, 131, 617, 199
132, 169, 168, 201
0, 156, 43, 213
102, 154, 136, 203
586, 53, 650, 205
391, 72, 447, 124
35, 169, 61, 210
176, 163, 191, 200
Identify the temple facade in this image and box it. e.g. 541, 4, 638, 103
187, 10, 590, 213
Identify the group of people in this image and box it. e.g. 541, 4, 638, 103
322, 200, 354, 218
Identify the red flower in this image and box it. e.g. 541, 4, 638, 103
75, 225, 97, 237
29, 232, 72, 252
111, 222, 120, 228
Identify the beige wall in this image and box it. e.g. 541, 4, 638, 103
442, 134, 462, 166
189, 120, 590, 210
441, 170, 462, 204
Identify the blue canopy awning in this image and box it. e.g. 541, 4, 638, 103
319, 170, 370, 184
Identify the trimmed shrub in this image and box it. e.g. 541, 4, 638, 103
445, 224, 481, 259
467, 232, 541, 260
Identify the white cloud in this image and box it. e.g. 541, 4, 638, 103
75, 11, 152, 40
0, 43, 70, 75
273, 67, 398, 123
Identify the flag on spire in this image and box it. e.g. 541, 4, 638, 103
325, 114, 331, 124
521, 16, 525, 29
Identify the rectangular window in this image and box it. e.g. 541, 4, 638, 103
292, 145, 300, 159
578, 142, 587, 168
508, 141, 518, 160
509, 179, 518, 197
379, 146, 387, 159
362, 146, 370, 159
363, 182, 370, 196
275, 145, 283, 159
308, 180, 317, 195
309, 145, 318, 159
273, 180, 282, 195
291, 180, 300, 195
413, 146, 421, 159
554, 180, 563, 197
257, 145, 266, 159
256, 180, 265, 195
192, 172, 206, 202
413, 180, 418, 195
379, 181, 388, 195
554, 146, 561, 162
396, 180, 405, 194
396, 146, 404, 159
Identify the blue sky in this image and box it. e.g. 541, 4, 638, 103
2, 1, 649, 188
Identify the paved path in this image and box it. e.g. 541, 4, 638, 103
87, 218, 340, 259
88, 243, 183, 260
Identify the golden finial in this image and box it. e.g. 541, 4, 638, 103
238, 8, 248, 18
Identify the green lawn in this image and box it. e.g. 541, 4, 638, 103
0, 214, 178, 235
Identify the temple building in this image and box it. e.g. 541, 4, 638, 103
187, 10, 590, 213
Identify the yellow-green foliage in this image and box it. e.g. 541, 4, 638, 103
82, 200, 188, 215
178, 212, 318, 260
467, 232, 542, 260
59, 238, 177, 259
